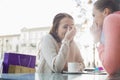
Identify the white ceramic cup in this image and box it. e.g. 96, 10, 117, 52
68, 62, 82, 72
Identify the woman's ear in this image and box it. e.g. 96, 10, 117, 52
103, 8, 111, 16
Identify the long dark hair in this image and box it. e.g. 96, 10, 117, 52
94, 0, 120, 12
49, 13, 73, 42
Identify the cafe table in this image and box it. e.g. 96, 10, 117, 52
0, 72, 120, 80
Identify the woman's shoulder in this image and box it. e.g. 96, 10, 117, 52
42, 34, 56, 43
42, 34, 52, 40
104, 11, 120, 28
105, 11, 120, 22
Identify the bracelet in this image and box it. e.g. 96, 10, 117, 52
62, 39, 70, 46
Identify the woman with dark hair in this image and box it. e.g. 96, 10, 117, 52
92, 0, 120, 75
37, 13, 84, 73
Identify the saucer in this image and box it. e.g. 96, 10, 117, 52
62, 70, 107, 75
63, 71, 84, 74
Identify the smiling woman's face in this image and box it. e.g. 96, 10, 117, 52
92, 6, 105, 29
57, 17, 74, 40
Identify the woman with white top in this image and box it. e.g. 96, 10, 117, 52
37, 13, 85, 73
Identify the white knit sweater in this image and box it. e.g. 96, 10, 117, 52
36, 34, 84, 73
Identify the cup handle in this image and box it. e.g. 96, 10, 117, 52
79, 63, 84, 71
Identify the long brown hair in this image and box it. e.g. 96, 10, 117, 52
94, 0, 120, 12
49, 13, 73, 42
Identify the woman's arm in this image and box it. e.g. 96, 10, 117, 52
41, 35, 70, 72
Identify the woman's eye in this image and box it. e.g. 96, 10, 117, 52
69, 27, 72, 29
63, 25, 68, 29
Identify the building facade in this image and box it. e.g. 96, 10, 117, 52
0, 34, 20, 59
